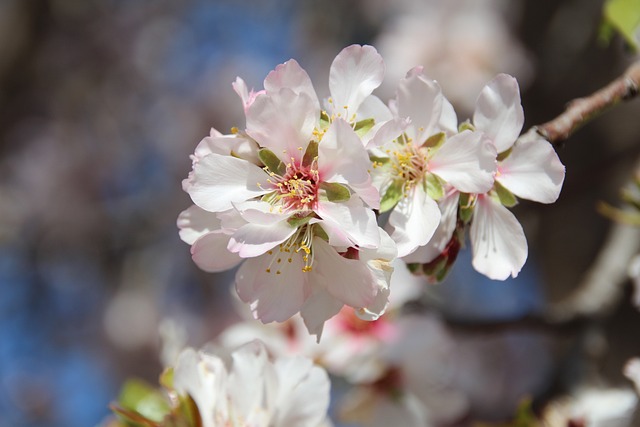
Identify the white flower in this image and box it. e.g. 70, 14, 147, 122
173, 340, 331, 427
373, 67, 495, 257
469, 74, 565, 280
179, 46, 399, 338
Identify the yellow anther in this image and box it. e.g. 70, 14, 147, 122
266, 268, 271, 273
231, 127, 239, 134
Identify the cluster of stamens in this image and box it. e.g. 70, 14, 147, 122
387, 138, 428, 194
265, 224, 315, 274
263, 156, 320, 212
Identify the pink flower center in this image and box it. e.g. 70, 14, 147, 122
267, 160, 320, 212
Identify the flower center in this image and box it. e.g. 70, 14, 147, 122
266, 158, 320, 213
387, 141, 428, 188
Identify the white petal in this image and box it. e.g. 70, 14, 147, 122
439, 97, 458, 135
191, 232, 243, 272
329, 45, 384, 117
312, 237, 380, 310
235, 253, 307, 323
386, 186, 441, 258
356, 94, 393, 122
264, 59, 320, 110
246, 89, 318, 162
497, 137, 565, 203
395, 67, 444, 144
227, 341, 269, 422
189, 153, 269, 212
403, 191, 459, 264
272, 357, 331, 427
470, 195, 528, 280
177, 205, 222, 245
316, 198, 380, 249
318, 119, 380, 208
363, 117, 408, 150
428, 130, 497, 193
300, 280, 343, 339
173, 348, 227, 427
228, 220, 296, 258
473, 74, 524, 153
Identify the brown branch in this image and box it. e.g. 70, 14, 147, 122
534, 60, 640, 146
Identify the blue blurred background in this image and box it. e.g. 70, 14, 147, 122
1, 0, 640, 425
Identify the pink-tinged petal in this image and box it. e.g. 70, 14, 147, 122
470, 195, 527, 280
318, 119, 380, 208
189, 153, 270, 212
228, 220, 296, 258
272, 357, 330, 427
387, 186, 441, 258
403, 190, 459, 264
235, 253, 307, 323
473, 74, 524, 153
264, 59, 320, 110
233, 200, 290, 224
191, 232, 243, 273
312, 237, 378, 308
177, 205, 222, 245
300, 277, 343, 340
356, 284, 389, 321
428, 130, 497, 193
246, 89, 318, 162
329, 45, 384, 117
194, 132, 260, 165
396, 67, 444, 143
316, 198, 380, 249
497, 137, 565, 203
232, 77, 265, 111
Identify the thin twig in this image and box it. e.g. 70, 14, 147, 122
534, 60, 640, 146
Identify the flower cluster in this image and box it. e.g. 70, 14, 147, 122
178, 44, 565, 338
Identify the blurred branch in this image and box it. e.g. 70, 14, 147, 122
528, 60, 640, 146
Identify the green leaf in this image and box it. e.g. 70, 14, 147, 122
287, 213, 313, 228
494, 181, 518, 208
320, 182, 351, 202
354, 118, 375, 137
380, 181, 404, 213
110, 405, 160, 427
425, 174, 444, 200
421, 132, 446, 149
312, 224, 330, 242
603, 0, 640, 50
118, 379, 170, 423
496, 147, 513, 162
159, 367, 174, 390
302, 141, 318, 167
258, 149, 285, 176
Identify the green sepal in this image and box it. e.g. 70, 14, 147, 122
380, 181, 404, 213
319, 110, 331, 127
176, 394, 202, 427
458, 193, 474, 224
312, 224, 330, 242
425, 174, 444, 200
303, 141, 319, 167
406, 263, 423, 275
422, 257, 449, 282
159, 367, 174, 391
396, 133, 409, 145
258, 149, 285, 176
117, 379, 170, 423
422, 132, 446, 149
496, 147, 513, 162
319, 182, 351, 202
287, 213, 313, 228
354, 118, 375, 137
369, 155, 390, 165
494, 181, 518, 208
110, 405, 160, 427
458, 121, 475, 132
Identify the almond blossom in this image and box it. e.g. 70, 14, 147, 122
173, 340, 331, 427
469, 74, 565, 280
179, 45, 398, 339
372, 67, 496, 258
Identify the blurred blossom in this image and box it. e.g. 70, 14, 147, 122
542, 387, 638, 427
374, 0, 532, 114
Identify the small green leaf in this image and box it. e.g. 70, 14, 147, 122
458, 121, 475, 132
406, 263, 422, 274
380, 181, 404, 212
312, 224, 330, 241
604, 0, 640, 50
494, 181, 518, 208
320, 182, 351, 202
159, 367, 174, 390
458, 193, 474, 224
496, 147, 513, 162
258, 149, 285, 175
118, 379, 170, 423
110, 404, 160, 427
421, 132, 446, 149
287, 213, 313, 228
319, 110, 331, 127
354, 118, 375, 137
425, 174, 444, 200
303, 141, 319, 166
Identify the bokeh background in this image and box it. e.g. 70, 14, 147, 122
1, 0, 640, 426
